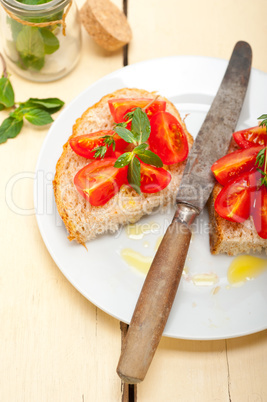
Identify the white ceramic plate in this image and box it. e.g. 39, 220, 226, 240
34, 56, 267, 340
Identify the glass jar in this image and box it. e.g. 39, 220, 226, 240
0, 0, 81, 82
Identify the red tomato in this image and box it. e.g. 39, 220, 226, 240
74, 158, 128, 206
211, 146, 262, 186
214, 170, 259, 223
140, 161, 171, 193
69, 130, 127, 159
233, 126, 267, 148
148, 111, 189, 165
108, 98, 166, 126
252, 185, 267, 239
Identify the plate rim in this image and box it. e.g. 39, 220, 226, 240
34, 54, 267, 340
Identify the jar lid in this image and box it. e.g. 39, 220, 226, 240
80, 0, 132, 51
0, 0, 70, 17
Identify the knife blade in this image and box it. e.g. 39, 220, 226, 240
117, 41, 252, 384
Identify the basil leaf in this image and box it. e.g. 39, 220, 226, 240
18, 54, 45, 71
16, 26, 45, 70
114, 152, 133, 168
10, 106, 29, 120
258, 114, 267, 120
134, 143, 148, 152
114, 126, 135, 143
135, 149, 163, 167
0, 117, 23, 144
0, 77, 15, 108
128, 157, 141, 194
24, 108, 53, 125
40, 28, 60, 55
0, 104, 5, 111
131, 108, 151, 143
23, 97, 64, 113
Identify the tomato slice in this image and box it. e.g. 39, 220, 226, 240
69, 130, 128, 159
74, 158, 128, 206
148, 111, 188, 165
139, 161, 171, 193
211, 146, 262, 186
252, 184, 267, 239
214, 170, 259, 223
108, 98, 166, 126
233, 126, 267, 148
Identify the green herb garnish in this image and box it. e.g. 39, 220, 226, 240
0, 54, 14, 111
91, 99, 161, 161
113, 107, 163, 194
93, 135, 116, 158
256, 147, 266, 167
258, 114, 267, 128
256, 115, 267, 187
0, 53, 64, 144
7, 0, 61, 72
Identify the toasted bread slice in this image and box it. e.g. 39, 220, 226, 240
53, 88, 193, 244
208, 140, 267, 255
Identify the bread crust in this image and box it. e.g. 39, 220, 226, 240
53, 88, 193, 244
208, 140, 267, 255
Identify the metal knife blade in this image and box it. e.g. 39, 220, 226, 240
117, 41, 252, 385
176, 41, 252, 211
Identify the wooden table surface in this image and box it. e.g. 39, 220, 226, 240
1, 0, 267, 401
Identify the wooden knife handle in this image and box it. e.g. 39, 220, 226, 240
117, 205, 198, 384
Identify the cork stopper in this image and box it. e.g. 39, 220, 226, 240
80, 0, 132, 51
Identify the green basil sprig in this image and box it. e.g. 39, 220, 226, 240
7, 0, 62, 72
0, 76, 15, 110
255, 114, 267, 187
114, 107, 163, 194
0, 53, 64, 144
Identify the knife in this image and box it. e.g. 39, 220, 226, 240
117, 41, 252, 384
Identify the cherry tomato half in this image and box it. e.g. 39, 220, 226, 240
252, 184, 267, 239
214, 170, 259, 223
233, 126, 267, 149
108, 98, 166, 127
140, 161, 171, 193
74, 158, 128, 206
69, 130, 128, 159
148, 111, 189, 165
211, 146, 262, 186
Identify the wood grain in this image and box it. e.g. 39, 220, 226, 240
127, 0, 267, 71
1, 0, 267, 400
120, 323, 137, 401
0, 1, 124, 401
117, 220, 192, 383
127, 0, 267, 400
